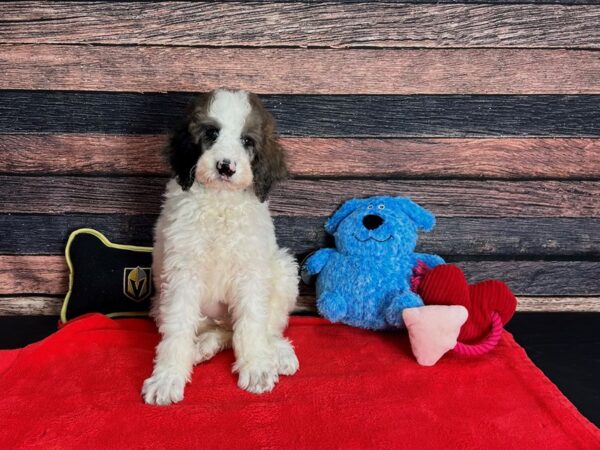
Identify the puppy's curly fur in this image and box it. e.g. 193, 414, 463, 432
143, 89, 299, 405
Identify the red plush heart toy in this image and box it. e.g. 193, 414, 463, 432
413, 264, 517, 344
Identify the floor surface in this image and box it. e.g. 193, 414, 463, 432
0, 312, 598, 426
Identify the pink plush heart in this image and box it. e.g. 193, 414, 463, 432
403, 305, 468, 366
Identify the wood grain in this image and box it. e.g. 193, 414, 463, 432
2, 45, 600, 94
3, 92, 600, 137
273, 180, 600, 218
0, 296, 62, 316
1, 2, 600, 48
1, 295, 599, 317
2, 255, 598, 296
1, 214, 599, 257
295, 296, 600, 314
514, 297, 600, 312
0, 135, 168, 176
0, 256, 68, 296
3, 135, 600, 179
1, 177, 598, 218
299, 259, 600, 296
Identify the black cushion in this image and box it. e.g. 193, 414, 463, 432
62, 229, 153, 322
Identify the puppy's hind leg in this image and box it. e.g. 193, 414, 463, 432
194, 324, 232, 365
273, 336, 299, 376
269, 249, 300, 377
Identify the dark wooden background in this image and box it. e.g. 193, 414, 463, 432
0, 1, 599, 315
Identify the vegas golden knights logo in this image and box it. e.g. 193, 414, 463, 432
123, 266, 152, 302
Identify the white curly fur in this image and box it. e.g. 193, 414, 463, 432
142, 90, 299, 405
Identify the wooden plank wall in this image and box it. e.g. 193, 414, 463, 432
0, 1, 599, 315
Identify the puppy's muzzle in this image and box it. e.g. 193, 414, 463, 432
216, 159, 236, 178
363, 214, 384, 230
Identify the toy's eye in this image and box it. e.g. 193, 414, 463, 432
367, 205, 374, 209
378, 204, 385, 210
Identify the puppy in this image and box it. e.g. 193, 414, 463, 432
143, 89, 299, 405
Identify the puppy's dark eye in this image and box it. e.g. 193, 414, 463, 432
204, 126, 219, 143
241, 136, 255, 149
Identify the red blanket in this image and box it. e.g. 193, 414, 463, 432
0, 315, 598, 449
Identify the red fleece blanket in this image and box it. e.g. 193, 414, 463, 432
0, 315, 598, 449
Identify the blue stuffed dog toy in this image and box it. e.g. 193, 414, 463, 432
303, 196, 444, 330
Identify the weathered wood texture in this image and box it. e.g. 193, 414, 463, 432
2, 45, 600, 94
0, 256, 68, 296
3, 135, 600, 179
1, 3, 600, 48
3, 92, 600, 136
1, 255, 599, 296
1, 1, 598, 315
2, 215, 599, 257
295, 296, 600, 314
514, 297, 600, 312
0, 135, 168, 176
0, 296, 62, 316
1, 295, 599, 317
2, 177, 597, 218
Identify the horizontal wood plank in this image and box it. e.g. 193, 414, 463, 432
1, 214, 599, 257
1, 177, 598, 218
450, 260, 600, 295
0, 256, 68, 296
2, 45, 600, 94
3, 135, 600, 179
273, 179, 600, 218
514, 297, 600, 312
1, 295, 599, 317
1, 2, 600, 48
2, 92, 600, 137
295, 296, 600, 314
0, 296, 62, 316
2, 255, 598, 296
0, 135, 168, 176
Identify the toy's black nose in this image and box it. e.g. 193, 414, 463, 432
363, 214, 384, 230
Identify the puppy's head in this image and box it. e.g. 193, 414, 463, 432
166, 88, 288, 201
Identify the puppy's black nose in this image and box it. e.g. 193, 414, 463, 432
363, 214, 384, 230
216, 159, 236, 177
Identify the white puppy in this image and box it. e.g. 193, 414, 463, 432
142, 89, 299, 405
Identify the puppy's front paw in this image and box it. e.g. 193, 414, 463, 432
142, 370, 187, 405
234, 358, 279, 394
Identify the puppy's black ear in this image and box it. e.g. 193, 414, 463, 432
252, 135, 288, 202
250, 98, 289, 202
165, 123, 201, 191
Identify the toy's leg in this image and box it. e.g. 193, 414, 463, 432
385, 291, 424, 328
317, 291, 348, 323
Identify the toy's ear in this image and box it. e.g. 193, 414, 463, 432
325, 198, 364, 234
394, 198, 436, 232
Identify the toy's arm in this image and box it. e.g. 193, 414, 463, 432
303, 248, 336, 275
413, 253, 445, 269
